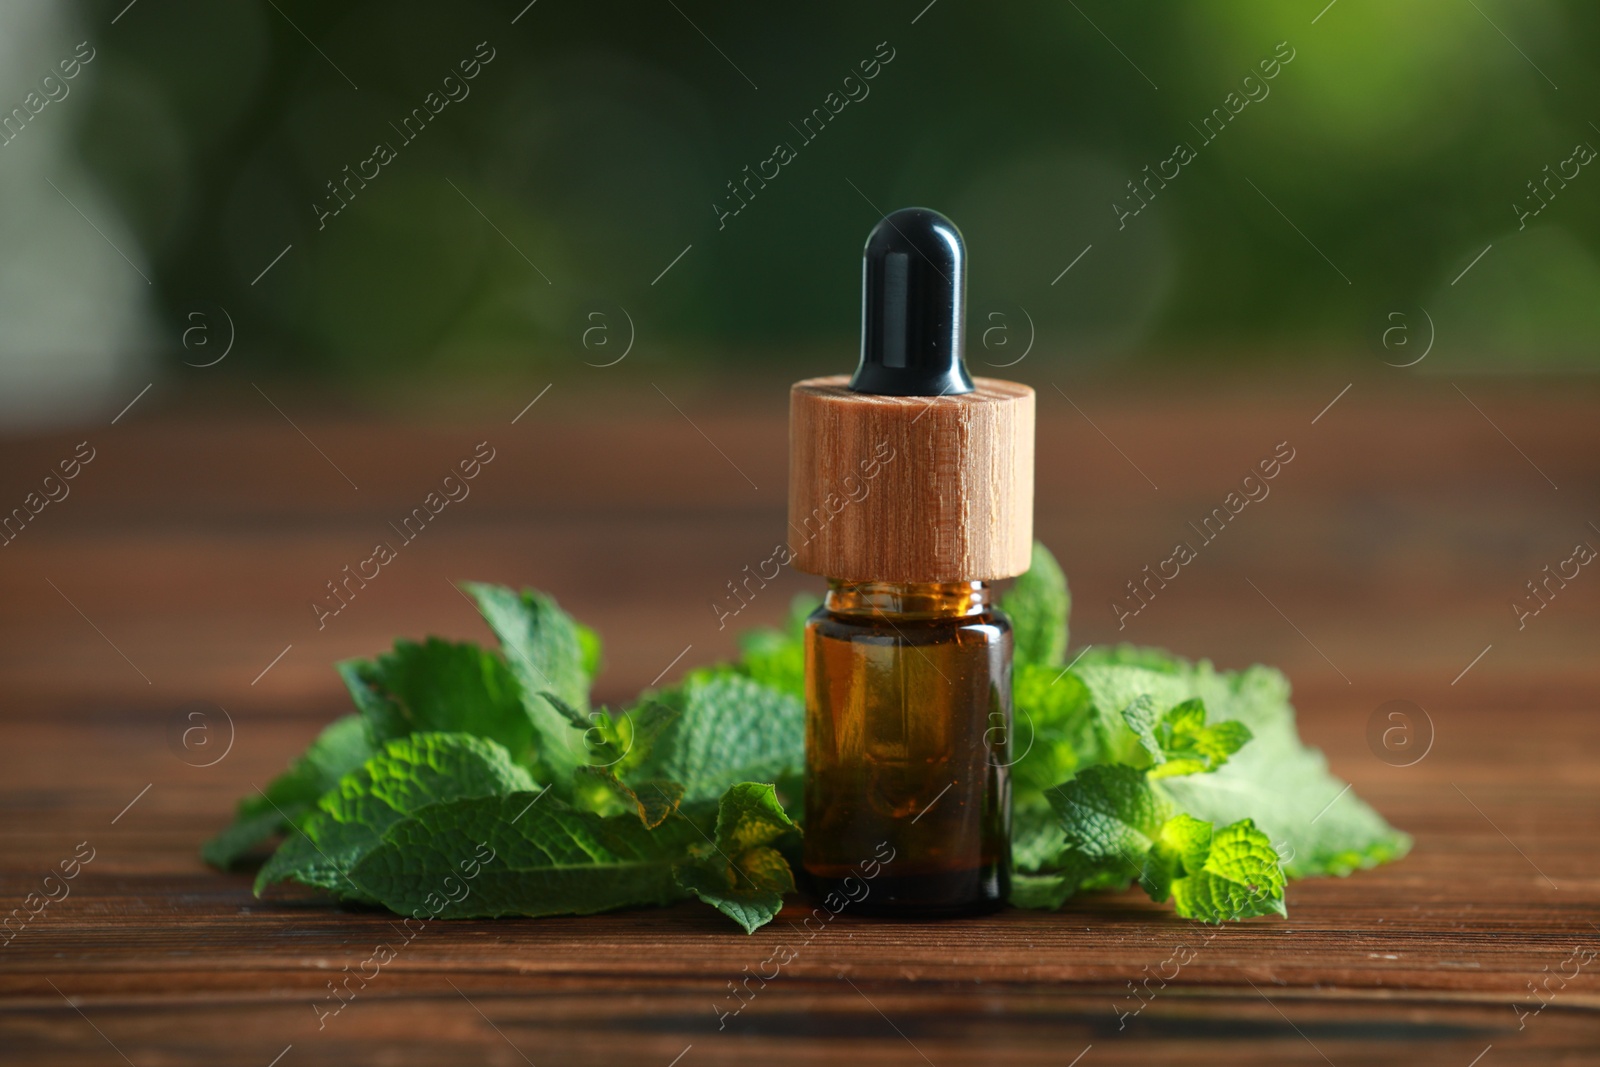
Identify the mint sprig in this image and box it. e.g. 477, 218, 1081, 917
630, 671, 804, 804
347, 793, 697, 919
206, 545, 1408, 931
254, 732, 537, 898
1006, 540, 1070, 666
1044, 765, 1285, 921
338, 639, 532, 767
1123, 695, 1253, 779
675, 782, 801, 933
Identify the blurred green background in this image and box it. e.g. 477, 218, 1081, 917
7, 0, 1600, 406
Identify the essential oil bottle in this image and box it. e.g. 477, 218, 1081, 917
789, 207, 1035, 917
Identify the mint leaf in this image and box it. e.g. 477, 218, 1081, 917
578, 768, 685, 829
200, 808, 287, 870
349, 793, 696, 919
713, 781, 798, 854
299, 714, 378, 783
540, 690, 632, 773
464, 583, 592, 708
565, 698, 684, 818
576, 622, 602, 683
255, 732, 537, 898
736, 594, 817, 699
1011, 663, 1094, 800
1009, 870, 1076, 910
1162, 815, 1286, 922
1121, 694, 1164, 766
1139, 809, 1211, 901
1070, 652, 1406, 877
1123, 696, 1253, 779
1149, 662, 1412, 877
633, 670, 804, 804
1072, 662, 1193, 764
337, 638, 535, 768
1012, 805, 1069, 875
1148, 699, 1252, 779
1002, 541, 1070, 666
1009, 847, 1135, 909
1075, 643, 1186, 674
1009, 663, 1095, 877
463, 582, 594, 779
676, 782, 800, 933
614, 700, 678, 775
1044, 765, 1285, 921
1047, 764, 1173, 865
677, 852, 793, 935
202, 715, 373, 868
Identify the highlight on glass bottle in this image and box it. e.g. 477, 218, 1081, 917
803, 580, 1013, 915
787, 206, 1036, 917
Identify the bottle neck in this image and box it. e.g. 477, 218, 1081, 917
824, 580, 991, 620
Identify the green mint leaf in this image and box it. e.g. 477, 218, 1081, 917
1120, 696, 1254, 780
676, 782, 799, 933
711, 781, 798, 855
577, 768, 685, 828
544, 690, 686, 788
1068, 651, 1405, 876
1149, 662, 1411, 877
1044, 765, 1286, 921
462, 582, 594, 779
255, 732, 537, 898
633, 670, 804, 804
300, 713, 378, 782
1121, 694, 1165, 765
464, 582, 593, 708
1047, 764, 1173, 865
1041, 760, 1289, 921
675, 851, 792, 935
538, 690, 591, 731
348, 793, 697, 919
1193, 720, 1253, 763
1165, 815, 1286, 922
1008, 870, 1075, 910
1002, 541, 1069, 666
736, 594, 817, 699
634, 780, 686, 827
1011, 805, 1069, 874
1011, 662, 1095, 801
1075, 643, 1186, 674
576, 622, 602, 683
1009, 663, 1095, 881
337, 638, 535, 768
1147, 699, 1252, 779
1072, 662, 1194, 764
202, 714, 373, 868
1138, 809, 1210, 901
1008, 847, 1136, 910
616, 700, 678, 774
200, 808, 288, 870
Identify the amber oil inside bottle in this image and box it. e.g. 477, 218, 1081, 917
802, 579, 1012, 917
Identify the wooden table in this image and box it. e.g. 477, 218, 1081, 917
2, 373, 1597, 1065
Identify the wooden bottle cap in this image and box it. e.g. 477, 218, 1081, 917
788, 374, 1035, 582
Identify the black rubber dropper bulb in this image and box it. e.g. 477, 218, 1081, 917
849, 207, 974, 397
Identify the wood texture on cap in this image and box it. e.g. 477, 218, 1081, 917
788, 374, 1035, 582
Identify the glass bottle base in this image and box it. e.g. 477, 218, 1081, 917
801, 864, 1008, 919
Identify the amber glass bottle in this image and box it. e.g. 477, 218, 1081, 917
789, 206, 1034, 918
803, 580, 1012, 915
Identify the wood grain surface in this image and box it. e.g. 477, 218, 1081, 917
1, 373, 1597, 1065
